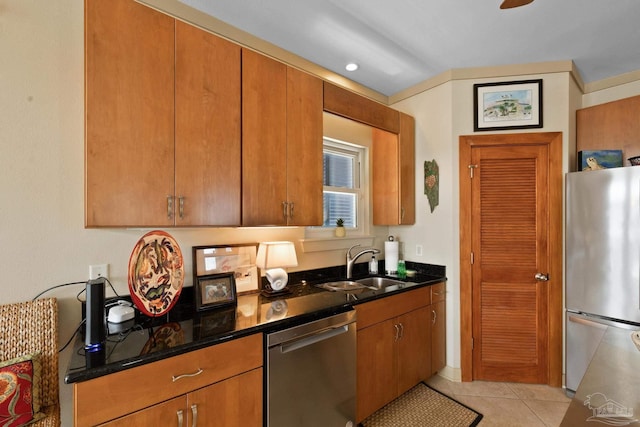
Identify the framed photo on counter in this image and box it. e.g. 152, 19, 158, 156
195, 272, 237, 311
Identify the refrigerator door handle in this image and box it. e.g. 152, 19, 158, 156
568, 313, 639, 331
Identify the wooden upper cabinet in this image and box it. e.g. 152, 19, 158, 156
242, 50, 323, 226
576, 94, 640, 167
242, 49, 288, 226
85, 0, 175, 227
371, 113, 415, 225
324, 82, 415, 226
398, 112, 415, 225
286, 67, 323, 226
372, 128, 399, 225
85, 0, 242, 227
175, 21, 241, 226
323, 82, 399, 133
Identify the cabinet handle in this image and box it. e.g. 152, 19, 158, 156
394, 324, 400, 341
167, 195, 174, 220
172, 368, 203, 382
178, 196, 185, 219
282, 201, 288, 220
177, 409, 184, 427
432, 309, 437, 325
398, 323, 404, 339
191, 404, 198, 427
289, 202, 294, 220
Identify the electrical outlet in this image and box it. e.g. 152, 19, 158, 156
89, 264, 109, 281
416, 245, 423, 257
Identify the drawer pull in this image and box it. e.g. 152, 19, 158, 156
177, 409, 184, 427
172, 368, 203, 382
191, 404, 198, 427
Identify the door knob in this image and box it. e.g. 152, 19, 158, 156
535, 273, 549, 281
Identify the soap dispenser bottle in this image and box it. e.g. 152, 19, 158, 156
369, 255, 378, 274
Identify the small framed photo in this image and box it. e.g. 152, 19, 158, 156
195, 272, 237, 311
578, 150, 623, 171
474, 79, 543, 131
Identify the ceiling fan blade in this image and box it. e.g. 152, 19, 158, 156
500, 0, 534, 9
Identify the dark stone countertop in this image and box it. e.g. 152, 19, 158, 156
65, 262, 446, 384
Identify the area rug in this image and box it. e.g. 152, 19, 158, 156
360, 382, 483, 427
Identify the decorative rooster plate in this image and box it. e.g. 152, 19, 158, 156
128, 230, 184, 317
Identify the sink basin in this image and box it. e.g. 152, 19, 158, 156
355, 277, 406, 290
317, 277, 410, 292
316, 281, 371, 292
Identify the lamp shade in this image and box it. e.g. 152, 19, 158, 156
256, 241, 298, 269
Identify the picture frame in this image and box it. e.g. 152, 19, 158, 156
577, 150, 623, 171
195, 272, 237, 311
192, 244, 259, 294
474, 79, 543, 131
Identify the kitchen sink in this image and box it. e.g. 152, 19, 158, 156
315, 281, 372, 292
355, 277, 407, 290
316, 277, 410, 292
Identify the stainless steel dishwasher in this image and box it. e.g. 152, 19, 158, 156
267, 310, 356, 427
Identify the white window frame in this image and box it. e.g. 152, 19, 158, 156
305, 137, 369, 239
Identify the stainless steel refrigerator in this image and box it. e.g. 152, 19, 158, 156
565, 166, 640, 402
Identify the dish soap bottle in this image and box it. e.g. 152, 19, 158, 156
369, 255, 378, 274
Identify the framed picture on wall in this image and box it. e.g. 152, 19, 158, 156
474, 79, 543, 131
195, 272, 237, 311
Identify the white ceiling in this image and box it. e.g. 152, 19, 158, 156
178, 0, 640, 96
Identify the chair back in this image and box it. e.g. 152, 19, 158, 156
0, 298, 59, 408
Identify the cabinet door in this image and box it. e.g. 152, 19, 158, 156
285, 67, 323, 226
85, 0, 175, 227
175, 21, 241, 226
242, 49, 287, 226
372, 128, 399, 225
98, 396, 186, 427
356, 319, 397, 422
399, 112, 415, 224
371, 114, 416, 225
397, 307, 430, 395
188, 368, 262, 427
431, 299, 446, 375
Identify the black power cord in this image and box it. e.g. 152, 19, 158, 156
32, 278, 122, 353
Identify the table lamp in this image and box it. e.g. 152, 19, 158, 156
256, 241, 298, 295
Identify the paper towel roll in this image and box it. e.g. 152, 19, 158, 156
385, 241, 399, 274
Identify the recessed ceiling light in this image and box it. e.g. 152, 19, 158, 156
345, 63, 359, 72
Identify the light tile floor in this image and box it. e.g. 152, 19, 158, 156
426, 375, 571, 427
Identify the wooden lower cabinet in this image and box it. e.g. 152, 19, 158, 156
355, 284, 446, 422
99, 368, 262, 427
430, 282, 446, 375
74, 334, 262, 426
355, 287, 431, 422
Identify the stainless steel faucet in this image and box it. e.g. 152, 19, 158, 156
346, 244, 381, 279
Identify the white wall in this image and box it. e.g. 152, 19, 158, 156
4, 0, 640, 423
390, 82, 460, 375
0, 2, 387, 424
392, 72, 576, 380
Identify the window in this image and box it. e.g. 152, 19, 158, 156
307, 137, 367, 237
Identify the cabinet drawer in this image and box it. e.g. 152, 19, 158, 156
74, 333, 262, 426
356, 287, 429, 329
430, 282, 446, 304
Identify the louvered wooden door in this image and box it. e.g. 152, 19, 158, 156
470, 143, 549, 383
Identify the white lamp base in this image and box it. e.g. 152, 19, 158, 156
262, 268, 292, 297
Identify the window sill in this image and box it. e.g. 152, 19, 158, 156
299, 235, 375, 253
